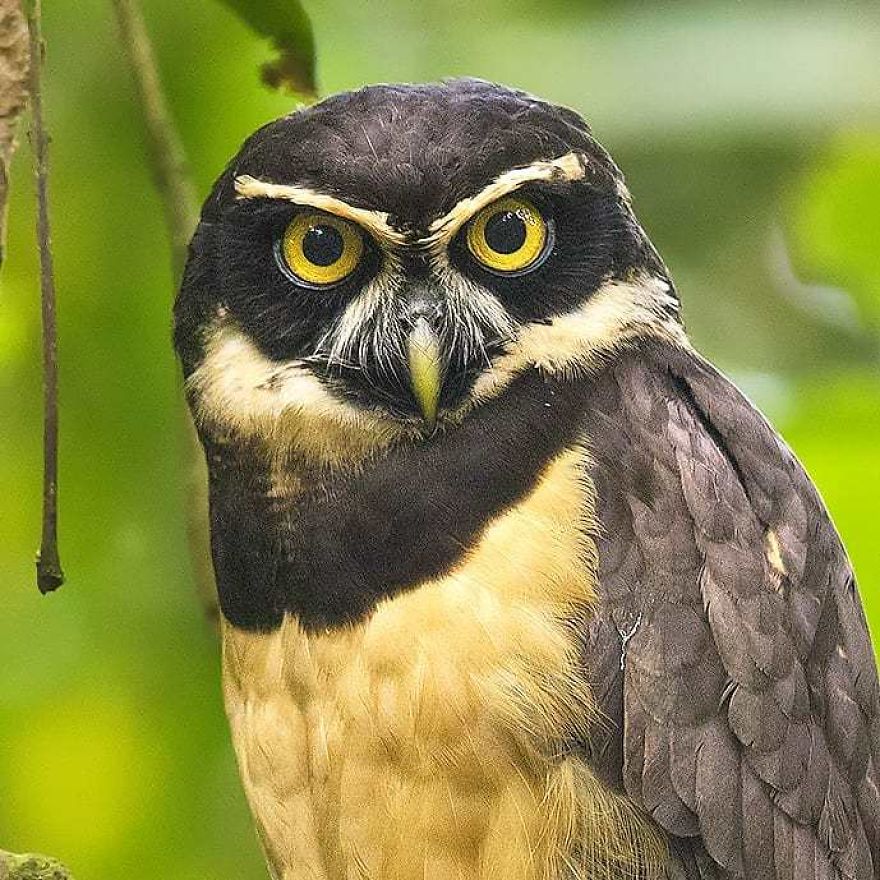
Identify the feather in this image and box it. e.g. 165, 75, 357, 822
582, 338, 880, 879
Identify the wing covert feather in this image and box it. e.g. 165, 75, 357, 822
580, 339, 880, 879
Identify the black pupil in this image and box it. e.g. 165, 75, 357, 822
302, 224, 345, 266
484, 210, 527, 254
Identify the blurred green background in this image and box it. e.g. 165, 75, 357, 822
1, 1, 878, 877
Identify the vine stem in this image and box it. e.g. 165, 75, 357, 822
27, 0, 64, 593
110, 0, 198, 275
110, 0, 218, 622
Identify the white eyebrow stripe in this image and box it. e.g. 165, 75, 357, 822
423, 151, 586, 252
234, 175, 409, 246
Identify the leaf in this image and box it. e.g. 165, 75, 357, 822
214, 0, 317, 98
0, 0, 30, 271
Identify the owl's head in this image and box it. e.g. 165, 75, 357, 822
174, 80, 680, 465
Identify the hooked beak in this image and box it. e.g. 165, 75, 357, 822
406, 317, 443, 426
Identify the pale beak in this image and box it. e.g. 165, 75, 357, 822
406, 317, 443, 426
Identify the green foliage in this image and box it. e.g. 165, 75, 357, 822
789, 132, 880, 329
781, 375, 880, 609
213, 0, 316, 97
0, 1, 878, 878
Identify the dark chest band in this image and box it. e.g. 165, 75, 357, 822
206, 366, 592, 632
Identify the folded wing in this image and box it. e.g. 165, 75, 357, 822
581, 339, 880, 879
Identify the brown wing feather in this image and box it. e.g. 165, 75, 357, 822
581, 339, 880, 879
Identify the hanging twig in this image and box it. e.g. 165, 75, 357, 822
110, 0, 198, 275
110, 0, 217, 622
27, 0, 63, 593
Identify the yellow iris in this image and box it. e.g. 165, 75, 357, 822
466, 196, 547, 274
280, 212, 364, 286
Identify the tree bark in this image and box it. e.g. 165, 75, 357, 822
0, 0, 29, 269
0, 851, 73, 880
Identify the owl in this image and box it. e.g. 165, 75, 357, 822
174, 80, 880, 879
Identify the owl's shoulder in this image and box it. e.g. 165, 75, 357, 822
579, 337, 880, 878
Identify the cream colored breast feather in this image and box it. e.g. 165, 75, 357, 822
222, 447, 666, 880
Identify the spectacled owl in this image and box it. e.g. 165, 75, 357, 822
173, 80, 880, 880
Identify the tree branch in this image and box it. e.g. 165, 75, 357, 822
1, 2, 71, 871
27, 0, 64, 593
110, 0, 198, 275
0, 849, 73, 879
110, 0, 217, 623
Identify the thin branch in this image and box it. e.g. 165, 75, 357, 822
111, 0, 198, 276
110, 0, 217, 622
27, 0, 63, 593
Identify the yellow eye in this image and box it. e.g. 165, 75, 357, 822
466, 196, 549, 274
278, 212, 364, 287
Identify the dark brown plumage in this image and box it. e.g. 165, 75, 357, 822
582, 339, 880, 878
